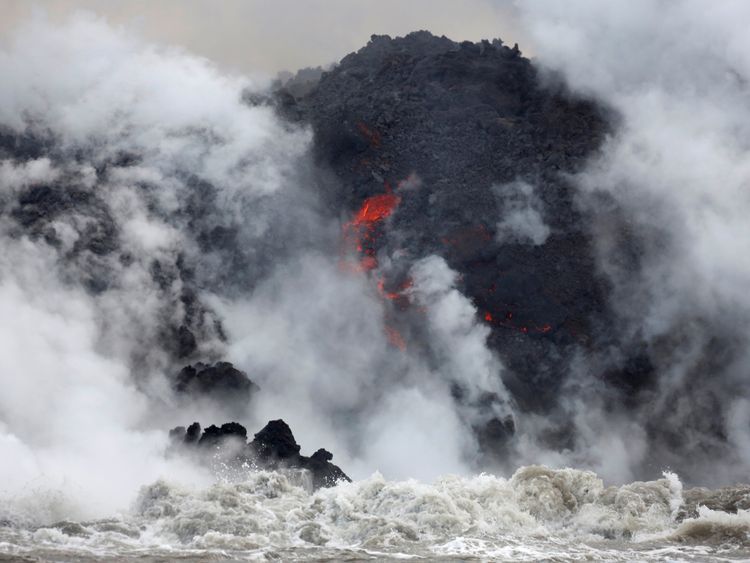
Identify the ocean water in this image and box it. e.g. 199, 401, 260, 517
1, 466, 750, 561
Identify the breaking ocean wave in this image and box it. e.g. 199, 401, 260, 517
2, 466, 750, 561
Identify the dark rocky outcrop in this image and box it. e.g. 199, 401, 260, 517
277, 31, 616, 433
169, 419, 350, 489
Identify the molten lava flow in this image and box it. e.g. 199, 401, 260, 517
351, 192, 401, 226
340, 182, 408, 350
342, 187, 401, 272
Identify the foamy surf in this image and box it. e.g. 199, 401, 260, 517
1, 466, 749, 561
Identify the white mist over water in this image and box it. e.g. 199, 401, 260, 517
4, 466, 750, 561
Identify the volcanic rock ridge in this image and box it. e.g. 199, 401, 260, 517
169, 419, 350, 489
276, 31, 630, 452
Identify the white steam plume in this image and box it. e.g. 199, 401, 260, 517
0, 11, 515, 523
214, 253, 513, 481
0, 11, 311, 519
517, 0, 750, 484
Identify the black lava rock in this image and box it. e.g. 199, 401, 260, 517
168, 419, 351, 489
198, 422, 248, 448
272, 32, 647, 461
251, 419, 301, 459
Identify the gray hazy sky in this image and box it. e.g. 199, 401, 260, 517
0, 0, 523, 75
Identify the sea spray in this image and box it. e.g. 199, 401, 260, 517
2, 466, 747, 560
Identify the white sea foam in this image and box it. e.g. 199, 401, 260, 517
1, 465, 747, 561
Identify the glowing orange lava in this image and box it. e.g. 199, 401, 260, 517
350, 192, 401, 226
340, 182, 408, 351
342, 186, 401, 272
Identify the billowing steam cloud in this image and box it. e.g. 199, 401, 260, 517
0, 11, 311, 518
517, 0, 750, 484
6, 1, 748, 527
0, 11, 511, 520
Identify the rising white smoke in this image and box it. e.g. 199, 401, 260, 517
516, 0, 750, 484
0, 11, 312, 518
0, 11, 513, 522
214, 252, 512, 480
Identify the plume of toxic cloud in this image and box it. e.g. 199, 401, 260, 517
407, 256, 512, 415
517, 0, 750, 483
0, 11, 315, 520
0, 10, 520, 515
213, 253, 513, 481
0, 237, 213, 522
0, 8, 314, 376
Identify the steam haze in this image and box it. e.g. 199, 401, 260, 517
0, 11, 513, 517
517, 0, 750, 484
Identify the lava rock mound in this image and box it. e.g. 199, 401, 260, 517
279, 31, 618, 416
169, 419, 350, 489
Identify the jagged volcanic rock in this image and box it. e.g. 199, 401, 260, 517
169, 420, 350, 489
277, 31, 621, 437
252, 419, 303, 459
